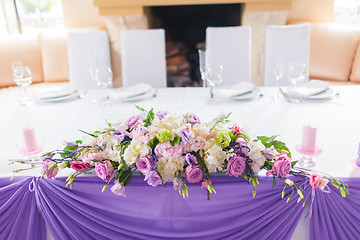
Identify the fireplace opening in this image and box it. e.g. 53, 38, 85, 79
145, 4, 244, 87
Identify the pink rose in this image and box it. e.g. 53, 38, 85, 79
136, 155, 153, 175
154, 142, 183, 159
70, 161, 90, 172
111, 180, 126, 197
231, 124, 242, 135
42, 160, 59, 179
226, 155, 246, 177
78, 150, 106, 165
266, 152, 291, 178
187, 136, 206, 152
235, 138, 250, 154
186, 165, 203, 183
310, 174, 329, 190
95, 160, 115, 182
201, 179, 212, 189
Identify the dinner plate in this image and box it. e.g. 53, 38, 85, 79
37, 91, 79, 103
36, 87, 79, 103
230, 89, 258, 100
216, 82, 257, 100
301, 88, 335, 100
112, 87, 157, 102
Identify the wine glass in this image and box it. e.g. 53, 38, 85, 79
95, 67, 113, 106
11, 62, 22, 73
206, 64, 223, 104
13, 67, 33, 106
273, 58, 286, 99
198, 49, 207, 88
288, 62, 306, 86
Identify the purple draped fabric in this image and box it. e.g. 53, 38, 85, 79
0, 175, 359, 240
0, 177, 46, 240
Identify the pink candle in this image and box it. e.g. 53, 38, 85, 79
356, 143, 360, 167
302, 124, 317, 152
22, 127, 38, 151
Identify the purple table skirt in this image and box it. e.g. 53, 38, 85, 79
1, 175, 359, 240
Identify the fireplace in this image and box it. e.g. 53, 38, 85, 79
146, 4, 243, 86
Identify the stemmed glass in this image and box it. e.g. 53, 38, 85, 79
13, 67, 33, 106
95, 67, 113, 106
198, 49, 207, 88
206, 64, 223, 104
273, 58, 286, 99
288, 62, 306, 86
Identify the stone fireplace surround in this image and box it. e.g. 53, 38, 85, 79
93, 0, 292, 86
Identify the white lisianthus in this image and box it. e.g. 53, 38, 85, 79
123, 140, 151, 166
204, 144, 226, 173
81, 135, 97, 146
155, 156, 184, 182
153, 113, 183, 131
247, 140, 266, 172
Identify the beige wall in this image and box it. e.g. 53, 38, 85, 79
287, 0, 334, 23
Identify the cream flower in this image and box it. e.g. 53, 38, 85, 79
155, 156, 185, 182
247, 140, 266, 172
81, 135, 97, 146
153, 113, 183, 131
123, 140, 151, 166
204, 144, 226, 173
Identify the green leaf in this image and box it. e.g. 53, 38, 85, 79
266, 135, 279, 145
78, 129, 97, 138
118, 169, 132, 186
170, 136, 181, 146
149, 137, 159, 147
272, 175, 277, 188
257, 136, 271, 146
75, 140, 82, 145
340, 188, 346, 198
291, 161, 297, 168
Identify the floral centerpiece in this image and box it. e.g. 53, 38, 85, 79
13, 106, 349, 203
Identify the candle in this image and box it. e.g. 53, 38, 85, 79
22, 127, 38, 152
356, 143, 360, 167
302, 124, 317, 152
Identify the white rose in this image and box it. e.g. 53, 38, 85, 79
123, 140, 151, 166
247, 140, 266, 172
81, 135, 97, 146
204, 144, 226, 173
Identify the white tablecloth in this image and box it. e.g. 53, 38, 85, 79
1, 83, 360, 240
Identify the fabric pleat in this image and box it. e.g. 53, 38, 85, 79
1, 176, 359, 240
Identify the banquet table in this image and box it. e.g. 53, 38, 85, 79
0, 84, 360, 240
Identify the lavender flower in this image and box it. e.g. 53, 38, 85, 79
112, 129, 126, 142
156, 111, 168, 120
144, 170, 162, 187
184, 113, 201, 125
263, 146, 278, 160
185, 153, 197, 165
179, 129, 192, 143
126, 115, 143, 130
64, 141, 77, 147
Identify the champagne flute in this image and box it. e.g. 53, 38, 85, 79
206, 64, 223, 104
95, 67, 113, 106
198, 49, 207, 88
13, 67, 33, 106
273, 58, 286, 99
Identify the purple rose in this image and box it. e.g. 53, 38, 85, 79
136, 155, 153, 175
42, 160, 59, 179
145, 170, 162, 187
186, 165, 203, 183
95, 161, 115, 182
179, 129, 192, 143
156, 111, 168, 120
263, 146, 278, 160
184, 113, 201, 125
234, 138, 250, 155
226, 155, 246, 177
266, 152, 292, 178
112, 129, 126, 142
185, 153, 196, 165
111, 180, 126, 197
126, 115, 143, 130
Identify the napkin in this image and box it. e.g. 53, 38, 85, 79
215, 82, 256, 98
110, 83, 154, 100
283, 80, 330, 98
37, 87, 77, 100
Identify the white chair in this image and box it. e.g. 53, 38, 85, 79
264, 23, 310, 86
67, 30, 112, 90
121, 29, 167, 88
205, 26, 252, 85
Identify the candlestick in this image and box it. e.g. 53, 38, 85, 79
302, 124, 317, 152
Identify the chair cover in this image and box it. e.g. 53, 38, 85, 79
264, 23, 310, 86
205, 26, 252, 85
121, 29, 167, 88
67, 30, 112, 90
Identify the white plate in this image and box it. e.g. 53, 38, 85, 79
37, 90, 79, 103
230, 89, 258, 100
114, 88, 157, 102
303, 88, 334, 100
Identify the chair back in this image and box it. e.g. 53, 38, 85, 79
121, 29, 167, 88
264, 23, 310, 86
67, 30, 112, 90
205, 26, 252, 85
